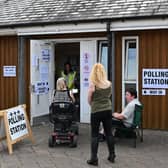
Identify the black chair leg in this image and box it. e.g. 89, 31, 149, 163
133, 136, 137, 148
140, 128, 143, 142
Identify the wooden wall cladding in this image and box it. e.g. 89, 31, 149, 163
115, 30, 168, 130
0, 36, 18, 110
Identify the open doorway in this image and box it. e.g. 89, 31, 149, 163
30, 39, 97, 124
54, 42, 80, 121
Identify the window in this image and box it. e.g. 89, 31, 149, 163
122, 37, 139, 107
98, 41, 108, 73
125, 41, 137, 80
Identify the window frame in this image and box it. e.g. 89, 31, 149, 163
122, 36, 139, 108
98, 41, 108, 74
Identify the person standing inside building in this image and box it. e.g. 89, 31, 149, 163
61, 62, 76, 90
87, 63, 116, 166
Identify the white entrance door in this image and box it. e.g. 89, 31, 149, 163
30, 40, 55, 125
80, 40, 96, 123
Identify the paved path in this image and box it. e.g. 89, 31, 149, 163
0, 123, 168, 168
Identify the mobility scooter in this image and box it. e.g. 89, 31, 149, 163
48, 90, 78, 147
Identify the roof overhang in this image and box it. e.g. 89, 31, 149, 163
0, 17, 168, 36
0, 29, 17, 36
17, 22, 106, 35
111, 17, 168, 31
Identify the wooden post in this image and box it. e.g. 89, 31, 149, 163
3, 112, 13, 154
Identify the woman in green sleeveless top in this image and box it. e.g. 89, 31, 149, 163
87, 63, 116, 166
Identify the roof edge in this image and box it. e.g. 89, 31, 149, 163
0, 14, 168, 29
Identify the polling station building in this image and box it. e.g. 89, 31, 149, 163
0, 0, 168, 130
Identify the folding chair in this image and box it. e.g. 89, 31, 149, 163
113, 104, 143, 148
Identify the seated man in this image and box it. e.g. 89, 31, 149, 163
112, 88, 141, 128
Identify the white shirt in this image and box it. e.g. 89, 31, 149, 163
122, 99, 141, 127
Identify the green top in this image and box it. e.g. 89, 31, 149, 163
91, 85, 112, 113
61, 71, 76, 90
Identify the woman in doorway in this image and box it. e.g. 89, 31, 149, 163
61, 62, 76, 90
87, 63, 116, 166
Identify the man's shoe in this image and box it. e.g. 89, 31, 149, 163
87, 159, 98, 166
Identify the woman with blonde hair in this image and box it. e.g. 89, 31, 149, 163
53, 77, 75, 103
87, 63, 116, 166
56, 77, 67, 90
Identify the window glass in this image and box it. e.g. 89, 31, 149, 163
101, 43, 108, 72
99, 42, 108, 73
125, 41, 136, 80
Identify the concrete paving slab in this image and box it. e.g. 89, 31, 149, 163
0, 123, 168, 168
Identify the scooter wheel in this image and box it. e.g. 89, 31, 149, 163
69, 135, 78, 148
48, 135, 54, 147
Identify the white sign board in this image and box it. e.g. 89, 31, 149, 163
7, 106, 28, 141
142, 69, 168, 88
142, 89, 166, 95
3, 66, 16, 77
34, 81, 49, 95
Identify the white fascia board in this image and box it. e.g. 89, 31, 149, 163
1, 18, 168, 36
0, 29, 17, 36
111, 18, 168, 31
17, 22, 106, 36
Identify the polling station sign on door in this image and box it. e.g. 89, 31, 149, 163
0, 105, 34, 154
142, 69, 168, 95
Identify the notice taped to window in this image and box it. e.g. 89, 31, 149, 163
6, 106, 28, 141
142, 69, 168, 88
